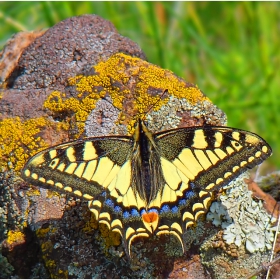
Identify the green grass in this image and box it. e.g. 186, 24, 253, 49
0, 2, 279, 169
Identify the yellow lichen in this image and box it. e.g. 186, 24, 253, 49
6, 230, 25, 244
46, 189, 61, 198
26, 188, 41, 197
45, 53, 209, 138
0, 115, 69, 172
58, 269, 68, 278
82, 212, 99, 232
99, 223, 121, 249
34, 224, 64, 278
41, 240, 53, 253
36, 227, 51, 238
36, 226, 57, 238
0, 117, 49, 172
43, 90, 100, 138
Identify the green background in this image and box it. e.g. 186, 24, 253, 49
1, 2, 279, 169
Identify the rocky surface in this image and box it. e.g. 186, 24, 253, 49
0, 14, 278, 279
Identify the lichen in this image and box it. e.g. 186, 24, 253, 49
44, 53, 215, 138
36, 227, 51, 239
0, 117, 51, 172
0, 245, 14, 278
26, 188, 41, 197
206, 172, 276, 253
200, 236, 271, 279
0, 170, 26, 241
43, 91, 84, 138
85, 96, 123, 137
82, 212, 99, 232
6, 229, 25, 244
256, 170, 280, 192
98, 223, 121, 253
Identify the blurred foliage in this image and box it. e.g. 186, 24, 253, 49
0, 2, 279, 169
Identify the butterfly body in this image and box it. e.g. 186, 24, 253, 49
22, 118, 272, 257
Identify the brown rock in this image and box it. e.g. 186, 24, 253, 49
0, 15, 145, 121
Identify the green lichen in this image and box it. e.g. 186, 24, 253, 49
0, 245, 14, 278
207, 172, 275, 254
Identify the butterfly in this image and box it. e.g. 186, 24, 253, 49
21, 117, 272, 258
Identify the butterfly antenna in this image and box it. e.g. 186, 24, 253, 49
145, 89, 169, 117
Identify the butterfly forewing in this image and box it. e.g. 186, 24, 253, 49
155, 126, 271, 192
22, 136, 135, 201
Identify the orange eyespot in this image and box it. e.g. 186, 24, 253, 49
142, 212, 159, 223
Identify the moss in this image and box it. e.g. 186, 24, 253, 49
6, 230, 25, 245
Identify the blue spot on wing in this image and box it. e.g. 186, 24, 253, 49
148, 209, 158, 214
160, 205, 170, 213
114, 206, 122, 213
105, 199, 114, 208
140, 209, 147, 216
185, 190, 195, 199
123, 211, 130, 219
131, 209, 140, 217
179, 199, 187, 206
189, 182, 195, 189
171, 206, 179, 213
